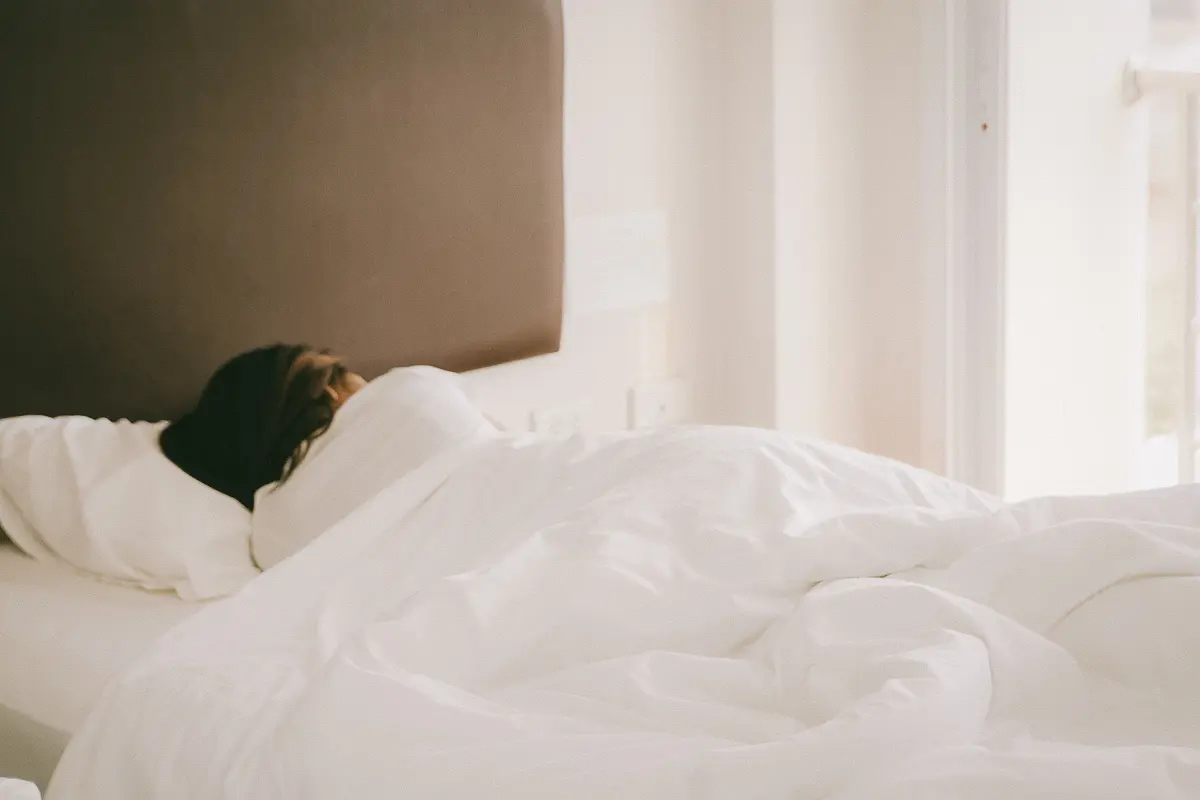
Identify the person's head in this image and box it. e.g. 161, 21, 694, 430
160, 344, 366, 509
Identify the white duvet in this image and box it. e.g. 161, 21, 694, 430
47, 427, 1200, 799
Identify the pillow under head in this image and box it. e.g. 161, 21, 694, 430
0, 415, 258, 600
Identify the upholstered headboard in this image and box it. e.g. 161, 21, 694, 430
0, 0, 564, 421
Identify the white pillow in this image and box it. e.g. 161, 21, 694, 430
0, 416, 259, 600
0, 778, 41, 800
250, 366, 496, 569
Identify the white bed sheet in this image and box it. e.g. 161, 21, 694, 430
50, 428, 1200, 799
0, 543, 197, 783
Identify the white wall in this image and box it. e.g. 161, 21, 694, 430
1004, 0, 1150, 499
711, 0, 777, 427
468, 0, 936, 472
861, 0, 925, 463
772, 0, 869, 447
738, 0, 928, 462
465, 0, 727, 432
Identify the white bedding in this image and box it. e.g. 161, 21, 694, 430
45, 427, 1200, 799
0, 544, 196, 735
0, 417, 258, 600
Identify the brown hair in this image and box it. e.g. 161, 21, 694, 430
160, 344, 353, 509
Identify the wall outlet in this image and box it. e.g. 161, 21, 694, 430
628, 378, 691, 429
530, 398, 591, 435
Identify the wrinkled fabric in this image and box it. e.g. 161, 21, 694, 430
48, 427, 1200, 799
0, 416, 255, 601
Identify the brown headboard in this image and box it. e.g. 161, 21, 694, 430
0, 1, 564, 422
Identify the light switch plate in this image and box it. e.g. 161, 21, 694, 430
628, 378, 691, 429
566, 209, 670, 317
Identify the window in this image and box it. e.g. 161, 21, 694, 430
1140, 3, 1200, 487
946, 2, 1174, 498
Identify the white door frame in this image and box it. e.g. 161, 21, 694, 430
919, 0, 1009, 495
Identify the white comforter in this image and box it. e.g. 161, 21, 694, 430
48, 427, 1200, 799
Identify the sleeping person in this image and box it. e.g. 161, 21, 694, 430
159, 344, 367, 511
161, 344, 504, 570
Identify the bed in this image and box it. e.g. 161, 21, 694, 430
23, 426, 1200, 800
0, 0, 564, 789
0, 545, 197, 789
8, 2, 1200, 799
